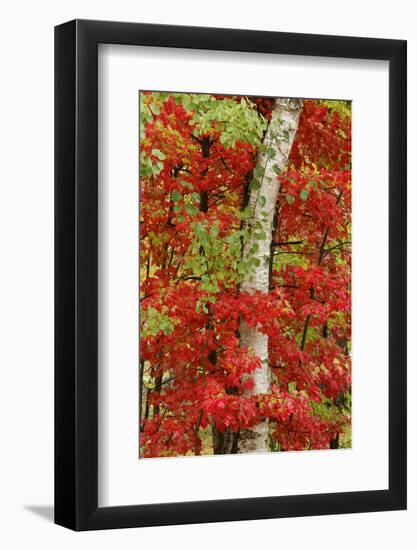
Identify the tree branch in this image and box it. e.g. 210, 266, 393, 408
322, 241, 351, 258
271, 240, 305, 247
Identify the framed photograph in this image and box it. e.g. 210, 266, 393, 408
55, 19, 406, 531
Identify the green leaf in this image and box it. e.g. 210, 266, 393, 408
151, 148, 166, 160
185, 204, 198, 216
250, 178, 261, 191
239, 207, 252, 220
300, 189, 309, 201
171, 190, 181, 202
254, 165, 264, 178
285, 194, 295, 204
210, 225, 219, 238
180, 180, 194, 190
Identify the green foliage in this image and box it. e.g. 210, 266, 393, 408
139, 94, 167, 178
183, 220, 267, 312
311, 392, 351, 425
319, 99, 352, 119
141, 306, 177, 337
174, 93, 267, 148
171, 190, 182, 202
152, 148, 166, 160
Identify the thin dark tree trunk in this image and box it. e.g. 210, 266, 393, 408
193, 135, 229, 454
330, 432, 340, 449
153, 374, 163, 417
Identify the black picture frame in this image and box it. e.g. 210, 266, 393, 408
55, 19, 407, 531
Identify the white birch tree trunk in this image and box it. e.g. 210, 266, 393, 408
238, 98, 302, 453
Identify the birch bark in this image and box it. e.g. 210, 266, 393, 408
237, 98, 302, 453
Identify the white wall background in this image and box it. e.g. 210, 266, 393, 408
0, 1, 414, 548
